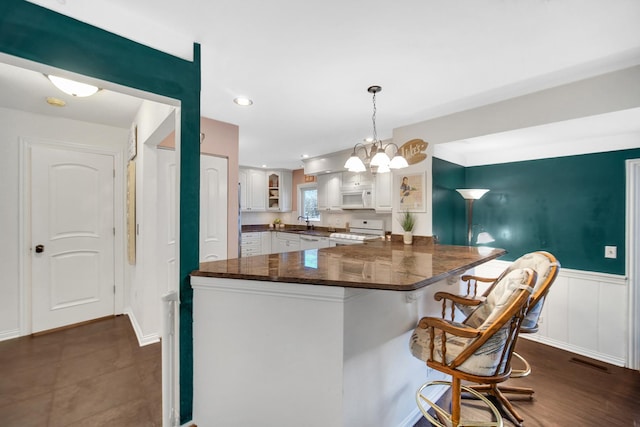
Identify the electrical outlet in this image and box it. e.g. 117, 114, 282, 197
604, 246, 617, 259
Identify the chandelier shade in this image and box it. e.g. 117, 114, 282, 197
344, 85, 408, 174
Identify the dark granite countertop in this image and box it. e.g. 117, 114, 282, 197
241, 224, 340, 238
192, 241, 506, 291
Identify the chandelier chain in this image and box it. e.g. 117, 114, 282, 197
371, 91, 378, 144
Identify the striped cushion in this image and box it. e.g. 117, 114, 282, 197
410, 269, 532, 376
463, 252, 557, 328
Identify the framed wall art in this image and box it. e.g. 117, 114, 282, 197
395, 172, 426, 212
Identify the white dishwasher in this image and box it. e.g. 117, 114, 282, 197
273, 232, 301, 253
299, 235, 330, 250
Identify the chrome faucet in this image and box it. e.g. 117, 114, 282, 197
297, 215, 311, 229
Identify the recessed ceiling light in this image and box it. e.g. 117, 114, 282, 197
233, 97, 253, 106
301, 154, 309, 158
261, 164, 267, 168
46, 75, 100, 97
46, 97, 66, 107
364, 137, 374, 143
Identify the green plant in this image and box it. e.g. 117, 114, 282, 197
273, 218, 281, 225
398, 211, 415, 232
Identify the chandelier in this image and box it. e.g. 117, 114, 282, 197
344, 85, 408, 174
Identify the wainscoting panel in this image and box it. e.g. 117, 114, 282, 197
471, 259, 628, 367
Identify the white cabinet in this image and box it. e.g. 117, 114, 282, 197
241, 231, 272, 256
239, 168, 267, 212
374, 172, 393, 212
299, 235, 329, 250
317, 173, 342, 212
261, 232, 272, 254
241, 232, 262, 257
272, 232, 300, 253
267, 170, 292, 212
342, 171, 373, 191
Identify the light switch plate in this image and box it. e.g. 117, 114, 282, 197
605, 246, 617, 259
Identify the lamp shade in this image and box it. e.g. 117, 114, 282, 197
389, 154, 409, 169
456, 189, 489, 200
370, 150, 390, 167
344, 155, 366, 172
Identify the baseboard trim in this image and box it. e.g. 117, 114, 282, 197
398, 406, 423, 427
399, 372, 449, 427
0, 328, 20, 342
522, 335, 626, 367
124, 308, 160, 347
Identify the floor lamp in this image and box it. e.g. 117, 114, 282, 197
456, 189, 489, 246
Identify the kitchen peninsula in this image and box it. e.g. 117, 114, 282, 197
190, 242, 505, 427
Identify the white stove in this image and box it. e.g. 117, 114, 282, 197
329, 219, 384, 246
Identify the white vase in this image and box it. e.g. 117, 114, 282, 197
403, 231, 413, 245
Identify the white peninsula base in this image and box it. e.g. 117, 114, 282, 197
191, 276, 456, 427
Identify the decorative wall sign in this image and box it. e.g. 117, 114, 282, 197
127, 160, 136, 264
128, 123, 137, 160
398, 139, 428, 165
396, 172, 426, 212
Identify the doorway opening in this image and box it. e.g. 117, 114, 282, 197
3, 56, 181, 425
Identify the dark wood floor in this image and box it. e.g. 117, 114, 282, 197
2, 317, 639, 426
0, 315, 161, 426
414, 338, 640, 426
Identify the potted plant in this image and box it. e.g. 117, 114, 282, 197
398, 211, 415, 244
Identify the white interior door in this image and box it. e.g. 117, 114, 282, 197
157, 148, 177, 295
200, 154, 228, 262
31, 145, 115, 333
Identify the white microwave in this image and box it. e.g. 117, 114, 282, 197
341, 187, 374, 209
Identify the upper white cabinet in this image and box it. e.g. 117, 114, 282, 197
317, 173, 342, 212
267, 170, 292, 212
239, 168, 267, 211
239, 168, 292, 213
342, 171, 373, 190
375, 172, 393, 212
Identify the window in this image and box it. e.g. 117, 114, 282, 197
300, 186, 320, 221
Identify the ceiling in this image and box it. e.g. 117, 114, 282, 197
5, 0, 640, 169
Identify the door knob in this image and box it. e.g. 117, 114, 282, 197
35, 244, 44, 253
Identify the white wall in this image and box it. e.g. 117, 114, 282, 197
0, 107, 127, 340
126, 101, 176, 345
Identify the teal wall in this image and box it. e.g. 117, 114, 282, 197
432, 157, 466, 245
0, 1, 200, 422
433, 149, 640, 275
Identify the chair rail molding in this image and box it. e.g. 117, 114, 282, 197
626, 158, 640, 370
474, 259, 629, 368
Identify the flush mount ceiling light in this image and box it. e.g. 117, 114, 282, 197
344, 85, 408, 175
46, 75, 100, 97
233, 96, 253, 106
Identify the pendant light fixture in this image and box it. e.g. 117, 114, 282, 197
344, 85, 408, 174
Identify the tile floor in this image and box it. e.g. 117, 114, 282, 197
0, 315, 161, 426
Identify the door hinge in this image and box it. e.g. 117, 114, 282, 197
113, 169, 115, 178
113, 227, 115, 236
113, 285, 116, 294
